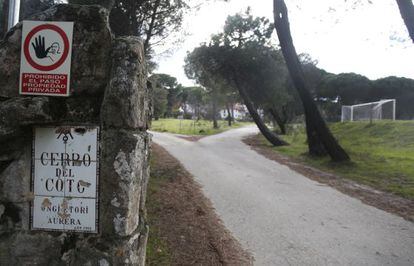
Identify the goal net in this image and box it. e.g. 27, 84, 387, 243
341, 99, 396, 122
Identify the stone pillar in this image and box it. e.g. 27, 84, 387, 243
0, 4, 150, 265
99, 36, 150, 265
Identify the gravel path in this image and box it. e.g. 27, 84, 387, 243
151, 126, 414, 266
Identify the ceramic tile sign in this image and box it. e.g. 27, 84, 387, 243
31, 126, 99, 233
19, 21, 73, 96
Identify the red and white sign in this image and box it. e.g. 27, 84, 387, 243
19, 21, 73, 96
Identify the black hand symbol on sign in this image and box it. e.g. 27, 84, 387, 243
31, 35, 51, 59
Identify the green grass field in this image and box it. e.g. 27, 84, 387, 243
260, 120, 414, 199
151, 118, 251, 136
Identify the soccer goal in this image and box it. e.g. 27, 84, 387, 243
341, 99, 396, 122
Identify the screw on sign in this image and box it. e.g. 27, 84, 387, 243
19, 21, 73, 97
56, 127, 73, 143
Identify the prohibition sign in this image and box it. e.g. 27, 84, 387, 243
23, 24, 70, 72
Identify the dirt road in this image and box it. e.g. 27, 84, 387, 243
151, 126, 414, 265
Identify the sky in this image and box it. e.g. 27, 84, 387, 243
154, 0, 414, 87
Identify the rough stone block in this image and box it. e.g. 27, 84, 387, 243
112, 225, 149, 265
0, 232, 62, 265
100, 129, 150, 237
0, 202, 31, 234
0, 145, 31, 203
0, 146, 32, 234
47, 96, 103, 123
65, 224, 148, 265
0, 27, 21, 98
0, 97, 51, 139
101, 37, 149, 130
139, 136, 151, 213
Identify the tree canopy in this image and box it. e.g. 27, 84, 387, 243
109, 0, 188, 57
185, 10, 291, 145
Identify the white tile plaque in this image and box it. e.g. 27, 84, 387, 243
31, 126, 99, 233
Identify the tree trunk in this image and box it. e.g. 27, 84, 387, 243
396, 0, 414, 42
226, 103, 232, 126
212, 93, 218, 129
268, 108, 286, 134
305, 114, 326, 156
273, 0, 349, 161
182, 103, 187, 117
196, 104, 201, 121
144, 0, 161, 53
232, 75, 288, 146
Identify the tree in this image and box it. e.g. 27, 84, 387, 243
270, 54, 327, 131
185, 41, 288, 146
273, 0, 350, 161
223, 90, 239, 126
204, 88, 222, 128
183, 53, 225, 128
314, 72, 414, 120
268, 105, 291, 135
198, 11, 287, 145
220, 7, 274, 48
231, 68, 287, 145
69, 0, 188, 69
177, 87, 190, 117
184, 86, 206, 120
371, 76, 414, 119
219, 11, 291, 142
151, 73, 182, 117
396, 0, 414, 42
317, 73, 372, 105
232, 45, 292, 134
149, 74, 169, 120
109, 0, 188, 63
203, 76, 238, 127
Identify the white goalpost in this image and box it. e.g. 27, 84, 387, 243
341, 99, 396, 122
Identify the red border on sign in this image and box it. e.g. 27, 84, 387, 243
24, 24, 70, 72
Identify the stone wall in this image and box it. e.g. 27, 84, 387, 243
0, 4, 150, 265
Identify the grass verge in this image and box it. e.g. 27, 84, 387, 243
257, 120, 414, 200
151, 118, 251, 136
145, 151, 172, 265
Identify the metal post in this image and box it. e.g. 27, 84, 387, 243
393, 99, 396, 121
350, 106, 354, 122
370, 104, 373, 124
378, 103, 382, 120
7, 0, 20, 31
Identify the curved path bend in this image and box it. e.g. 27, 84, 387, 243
151, 126, 414, 266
